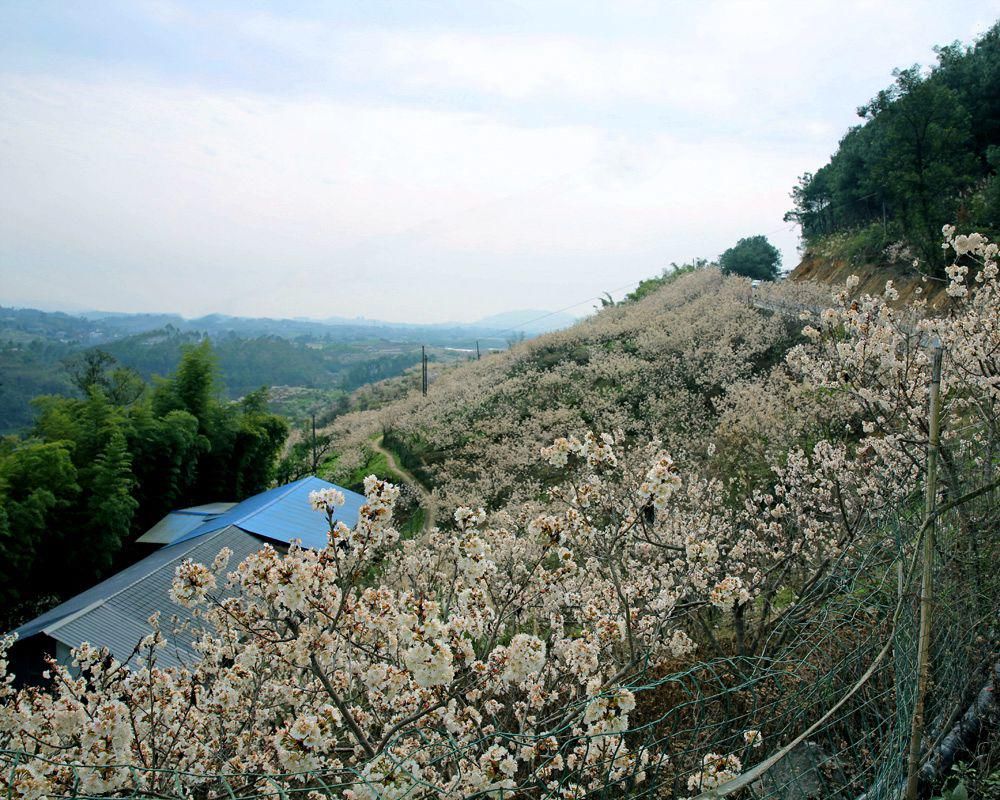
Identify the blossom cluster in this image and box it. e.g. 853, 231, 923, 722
308, 486, 345, 512
687, 752, 743, 791
639, 452, 682, 511
708, 575, 751, 611
169, 559, 216, 607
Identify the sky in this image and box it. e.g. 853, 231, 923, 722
1, 1, 997, 323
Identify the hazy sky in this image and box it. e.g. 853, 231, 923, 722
1, 1, 997, 323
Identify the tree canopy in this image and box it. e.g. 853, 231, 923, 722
718, 236, 782, 280
0, 342, 288, 629
624, 260, 709, 302
785, 23, 1000, 271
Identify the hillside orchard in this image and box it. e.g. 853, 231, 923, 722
1, 228, 998, 798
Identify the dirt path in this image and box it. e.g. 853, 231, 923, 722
371, 436, 437, 534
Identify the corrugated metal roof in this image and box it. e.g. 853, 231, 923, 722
11, 478, 363, 667
173, 477, 364, 550
136, 504, 237, 545
184, 503, 241, 514
13, 535, 211, 641
14, 526, 268, 669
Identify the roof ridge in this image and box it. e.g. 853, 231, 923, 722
167, 478, 357, 547
42, 598, 107, 635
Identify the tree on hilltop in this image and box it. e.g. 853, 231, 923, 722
719, 235, 782, 281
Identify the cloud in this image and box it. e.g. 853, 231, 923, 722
218, 0, 981, 135
1, 0, 995, 320
0, 71, 817, 320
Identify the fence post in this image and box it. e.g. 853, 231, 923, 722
904, 340, 943, 800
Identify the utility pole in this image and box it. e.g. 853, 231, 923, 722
421, 346, 428, 396
476, 340, 481, 361
311, 413, 318, 473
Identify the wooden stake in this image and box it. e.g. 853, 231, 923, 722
905, 340, 943, 800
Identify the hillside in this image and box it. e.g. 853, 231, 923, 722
299, 241, 998, 798
4, 235, 999, 799
789, 251, 953, 309
317, 267, 833, 510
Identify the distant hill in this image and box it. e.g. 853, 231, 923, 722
6, 304, 580, 343
0, 303, 568, 433
290, 310, 581, 336
472, 309, 579, 335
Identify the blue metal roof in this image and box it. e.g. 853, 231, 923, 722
172, 476, 364, 550
13, 526, 270, 668
12, 527, 241, 642
136, 503, 238, 545
11, 478, 363, 649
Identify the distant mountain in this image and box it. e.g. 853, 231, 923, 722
311, 311, 580, 335
78, 311, 187, 335
24, 308, 473, 343
3, 304, 579, 345
472, 309, 579, 335
0, 302, 582, 433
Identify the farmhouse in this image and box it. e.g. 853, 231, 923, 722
8, 477, 362, 684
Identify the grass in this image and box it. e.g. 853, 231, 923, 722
337, 438, 430, 537
808, 222, 900, 266
398, 508, 425, 539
